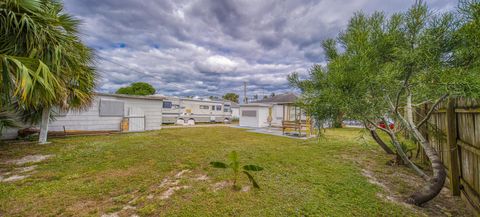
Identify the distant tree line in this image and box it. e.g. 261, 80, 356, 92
116, 82, 156, 96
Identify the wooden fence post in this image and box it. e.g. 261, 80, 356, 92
446, 97, 460, 196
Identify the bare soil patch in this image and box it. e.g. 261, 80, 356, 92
212, 180, 231, 192
101, 169, 215, 217
1, 174, 30, 182
351, 151, 473, 217
1, 155, 52, 182
5, 154, 54, 165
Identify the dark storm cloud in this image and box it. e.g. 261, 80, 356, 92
63, 0, 455, 98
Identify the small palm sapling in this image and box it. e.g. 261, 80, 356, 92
210, 151, 263, 190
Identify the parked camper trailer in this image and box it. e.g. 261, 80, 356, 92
162, 97, 232, 125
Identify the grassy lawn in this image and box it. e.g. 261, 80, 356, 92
0, 127, 431, 216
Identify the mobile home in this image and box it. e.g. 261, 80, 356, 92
252, 93, 302, 127
238, 93, 314, 136
1, 93, 165, 140
162, 97, 232, 124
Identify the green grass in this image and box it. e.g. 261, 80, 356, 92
0, 127, 419, 216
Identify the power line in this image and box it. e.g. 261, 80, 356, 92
97, 56, 190, 92
97, 56, 270, 97
98, 56, 154, 78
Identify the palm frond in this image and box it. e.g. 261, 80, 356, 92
0, 107, 20, 131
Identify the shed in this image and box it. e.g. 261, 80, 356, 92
239, 103, 270, 128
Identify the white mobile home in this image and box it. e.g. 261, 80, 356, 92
238, 93, 314, 136
252, 93, 302, 127
162, 97, 232, 124
1, 93, 165, 139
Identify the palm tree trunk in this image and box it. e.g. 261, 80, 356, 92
369, 128, 395, 154
402, 94, 446, 205
38, 107, 50, 144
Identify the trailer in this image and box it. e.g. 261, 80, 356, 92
162, 97, 232, 125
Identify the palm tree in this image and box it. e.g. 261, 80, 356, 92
0, 0, 97, 142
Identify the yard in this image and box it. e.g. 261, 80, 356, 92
0, 127, 471, 216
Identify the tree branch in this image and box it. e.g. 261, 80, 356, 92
366, 119, 390, 134
416, 94, 449, 128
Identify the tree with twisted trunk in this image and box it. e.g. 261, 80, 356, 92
290, 0, 480, 205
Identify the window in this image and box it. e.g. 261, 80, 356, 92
200, 105, 209, 109
242, 110, 256, 117
223, 104, 230, 112
216, 105, 222, 111
99, 99, 124, 117
211, 105, 215, 110
163, 101, 172, 109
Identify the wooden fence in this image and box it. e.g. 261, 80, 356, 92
420, 98, 479, 214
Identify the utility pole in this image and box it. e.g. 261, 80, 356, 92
243, 81, 248, 104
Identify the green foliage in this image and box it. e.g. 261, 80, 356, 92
290, 1, 480, 204
222, 92, 239, 103
210, 150, 263, 189
115, 82, 156, 96
291, 0, 480, 127
0, 107, 19, 132
0, 0, 97, 129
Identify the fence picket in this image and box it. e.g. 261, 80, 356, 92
418, 97, 479, 214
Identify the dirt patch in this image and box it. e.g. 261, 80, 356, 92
159, 185, 191, 200
16, 165, 37, 173
1, 154, 53, 183
102, 169, 200, 217
5, 154, 54, 165
122, 205, 136, 210
212, 181, 231, 192
361, 168, 415, 209
355, 150, 473, 217
241, 185, 251, 192
101, 213, 119, 217
195, 174, 209, 181
174, 169, 190, 178
1, 174, 30, 182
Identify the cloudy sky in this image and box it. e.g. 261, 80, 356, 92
63, 0, 455, 98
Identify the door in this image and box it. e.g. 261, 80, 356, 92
127, 107, 145, 132
240, 109, 258, 127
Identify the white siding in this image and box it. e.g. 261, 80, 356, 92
239, 105, 270, 128
123, 98, 163, 130
258, 108, 270, 127
271, 105, 284, 127
231, 108, 240, 119
1, 94, 164, 140
49, 97, 123, 132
